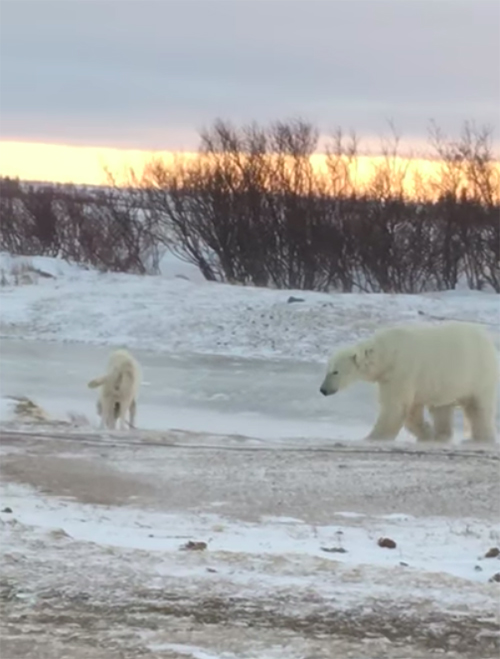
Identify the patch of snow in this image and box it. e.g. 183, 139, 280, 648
2, 482, 499, 586
159, 250, 207, 283
146, 643, 301, 659
0, 251, 86, 279
146, 644, 233, 659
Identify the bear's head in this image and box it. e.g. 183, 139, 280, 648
319, 343, 377, 396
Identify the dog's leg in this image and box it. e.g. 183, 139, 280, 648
104, 400, 116, 430
96, 400, 105, 430
129, 399, 137, 429
116, 401, 128, 431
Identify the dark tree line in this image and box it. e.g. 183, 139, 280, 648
0, 179, 161, 274
1, 119, 499, 292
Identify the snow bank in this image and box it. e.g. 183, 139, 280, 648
0, 253, 498, 363
0, 252, 86, 281
158, 250, 207, 282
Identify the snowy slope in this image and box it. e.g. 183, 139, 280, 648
1, 253, 498, 364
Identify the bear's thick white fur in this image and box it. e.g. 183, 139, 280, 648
320, 322, 498, 442
88, 349, 141, 430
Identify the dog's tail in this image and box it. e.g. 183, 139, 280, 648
88, 376, 107, 389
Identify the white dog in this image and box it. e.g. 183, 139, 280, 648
88, 349, 141, 430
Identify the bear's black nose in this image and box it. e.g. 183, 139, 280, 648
320, 387, 327, 396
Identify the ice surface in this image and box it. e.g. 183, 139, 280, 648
1, 338, 480, 441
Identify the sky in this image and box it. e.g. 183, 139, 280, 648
0, 0, 499, 183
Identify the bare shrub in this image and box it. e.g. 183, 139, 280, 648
0, 178, 62, 256
1, 119, 498, 293
138, 118, 498, 293
429, 121, 500, 291
0, 180, 161, 275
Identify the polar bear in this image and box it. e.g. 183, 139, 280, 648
88, 349, 141, 430
320, 322, 498, 443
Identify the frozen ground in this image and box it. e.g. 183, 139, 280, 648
1, 429, 500, 658
0, 253, 500, 658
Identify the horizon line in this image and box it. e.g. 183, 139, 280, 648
1, 139, 499, 190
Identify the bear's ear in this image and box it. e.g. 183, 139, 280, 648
351, 351, 360, 367
364, 348, 374, 359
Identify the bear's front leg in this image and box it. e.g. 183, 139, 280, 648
367, 384, 407, 441
367, 411, 405, 440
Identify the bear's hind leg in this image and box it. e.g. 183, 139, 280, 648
429, 404, 454, 441
405, 404, 434, 441
462, 396, 496, 443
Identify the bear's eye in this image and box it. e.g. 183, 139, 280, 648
332, 370, 339, 375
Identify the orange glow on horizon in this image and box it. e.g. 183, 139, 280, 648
0, 140, 199, 186
1, 140, 499, 202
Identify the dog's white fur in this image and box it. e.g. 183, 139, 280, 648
88, 349, 141, 430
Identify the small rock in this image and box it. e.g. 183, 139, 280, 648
485, 547, 500, 559
206, 567, 217, 573
287, 296, 305, 304
399, 561, 409, 567
321, 546, 347, 554
1, 507, 12, 514
180, 540, 207, 551
474, 565, 483, 572
378, 537, 397, 549
488, 572, 500, 583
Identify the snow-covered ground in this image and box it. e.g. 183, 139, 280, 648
3, 479, 500, 584
0, 252, 499, 658
1, 428, 499, 658
1, 252, 498, 363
